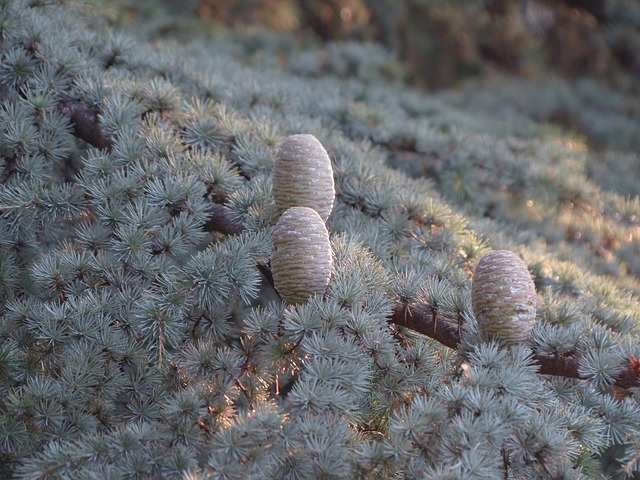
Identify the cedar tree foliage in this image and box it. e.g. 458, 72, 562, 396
1, 1, 640, 479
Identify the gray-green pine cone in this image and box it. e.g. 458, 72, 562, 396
471, 249, 536, 345
271, 206, 333, 304
273, 134, 335, 221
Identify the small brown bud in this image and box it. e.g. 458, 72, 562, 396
471, 250, 536, 345
271, 206, 333, 304
273, 134, 335, 221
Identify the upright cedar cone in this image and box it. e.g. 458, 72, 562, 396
273, 134, 335, 221
471, 249, 536, 345
271, 206, 333, 304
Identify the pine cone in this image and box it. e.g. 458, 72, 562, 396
271, 206, 333, 304
471, 249, 536, 345
273, 134, 335, 221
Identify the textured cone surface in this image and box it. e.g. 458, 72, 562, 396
273, 134, 335, 221
471, 250, 536, 345
272, 206, 333, 304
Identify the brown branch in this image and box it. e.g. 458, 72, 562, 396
390, 303, 640, 389
202, 203, 245, 236
533, 352, 581, 380
57, 94, 113, 150
391, 303, 459, 349
257, 263, 275, 289
616, 366, 640, 390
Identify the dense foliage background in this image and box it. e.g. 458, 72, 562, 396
1, 0, 640, 478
